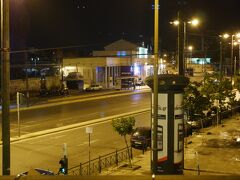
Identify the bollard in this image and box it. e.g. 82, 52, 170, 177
115, 149, 118, 166
195, 151, 200, 175
79, 163, 82, 176
130, 147, 133, 159
98, 156, 101, 173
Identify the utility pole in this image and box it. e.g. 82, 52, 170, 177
219, 41, 223, 78
178, 11, 184, 76
152, 0, 159, 174
231, 35, 234, 83
183, 22, 186, 72
1, 0, 11, 175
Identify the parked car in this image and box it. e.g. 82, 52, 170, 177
135, 81, 145, 86
130, 127, 151, 149
85, 84, 103, 91
184, 123, 193, 137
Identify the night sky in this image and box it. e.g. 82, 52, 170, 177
10, 0, 240, 53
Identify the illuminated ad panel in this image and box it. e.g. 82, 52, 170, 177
157, 93, 168, 164
174, 93, 184, 164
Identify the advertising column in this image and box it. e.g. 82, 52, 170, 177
147, 74, 189, 175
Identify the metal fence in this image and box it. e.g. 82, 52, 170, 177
191, 106, 240, 131
68, 147, 133, 176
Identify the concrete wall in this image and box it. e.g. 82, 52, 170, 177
9, 76, 61, 96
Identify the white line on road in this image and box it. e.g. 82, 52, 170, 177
76, 139, 99, 146
7, 108, 150, 145
14, 123, 42, 129
58, 117, 74, 121
49, 134, 66, 140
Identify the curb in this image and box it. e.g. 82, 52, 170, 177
5, 89, 151, 113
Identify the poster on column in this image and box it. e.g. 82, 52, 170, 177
174, 93, 184, 164
157, 93, 168, 164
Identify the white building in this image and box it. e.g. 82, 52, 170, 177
63, 39, 153, 89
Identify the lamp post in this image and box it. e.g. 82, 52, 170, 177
170, 18, 199, 75
238, 39, 240, 75
233, 40, 240, 78
222, 33, 240, 83
231, 35, 234, 83
1, 0, 11, 175
152, 0, 159, 174
187, 45, 193, 71
219, 40, 223, 77
219, 33, 230, 78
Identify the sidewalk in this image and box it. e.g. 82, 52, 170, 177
100, 114, 240, 176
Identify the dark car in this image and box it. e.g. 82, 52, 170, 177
130, 127, 151, 149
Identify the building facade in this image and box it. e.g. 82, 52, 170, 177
63, 39, 153, 89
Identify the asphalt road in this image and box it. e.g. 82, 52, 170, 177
0, 111, 151, 175
1, 92, 151, 138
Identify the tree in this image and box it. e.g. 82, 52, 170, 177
201, 73, 236, 114
182, 81, 210, 121
112, 116, 135, 167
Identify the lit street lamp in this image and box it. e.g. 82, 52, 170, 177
221, 33, 240, 83
232, 40, 240, 77
170, 18, 200, 75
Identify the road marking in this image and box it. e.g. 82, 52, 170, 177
8, 108, 150, 144
24, 120, 38, 124
19, 123, 42, 129
58, 117, 73, 121
49, 134, 66, 140
76, 139, 99, 146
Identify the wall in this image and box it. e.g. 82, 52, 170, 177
9, 76, 61, 97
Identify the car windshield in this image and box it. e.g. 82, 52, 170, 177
133, 128, 151, 137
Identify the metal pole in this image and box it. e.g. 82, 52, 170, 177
63, 143, 68, 175
183, 22, 186, 73
239, 44, 240, 75
1, 0, 10, 175
88, 133, 91, 174
178, 11, 184, 76
234, 56, 237, 77
152, 0, 159, 174
25, 54, 30, 107
220, 41, 223, 78
63, 143, 67, 157
17, 92, 20, 137
231, 35, 234, 83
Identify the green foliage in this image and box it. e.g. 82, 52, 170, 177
112, 116, 135, 136
201, 73, 236, 111
183, 81, 210, 121
112, 116, 135, 167
183, 72, 237, 121
234, 76, 240, 90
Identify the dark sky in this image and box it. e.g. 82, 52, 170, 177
10, 0, 240, 52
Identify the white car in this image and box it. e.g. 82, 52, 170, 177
85, 84, 103, 91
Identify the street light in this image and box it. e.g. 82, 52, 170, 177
189, 19, 199, 26
187, 46, 193, 70
188, 45, 193, 51
219, 33, 232, 77
152, 0, 159, 174
1, 0, 11, 175
233, 39, 240, 76
222, 33, 240, 83
232, 34, 240, 81
170, 18, 200, 75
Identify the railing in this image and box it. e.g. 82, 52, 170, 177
190, 106, 240, 131
68, 147, 133, 176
